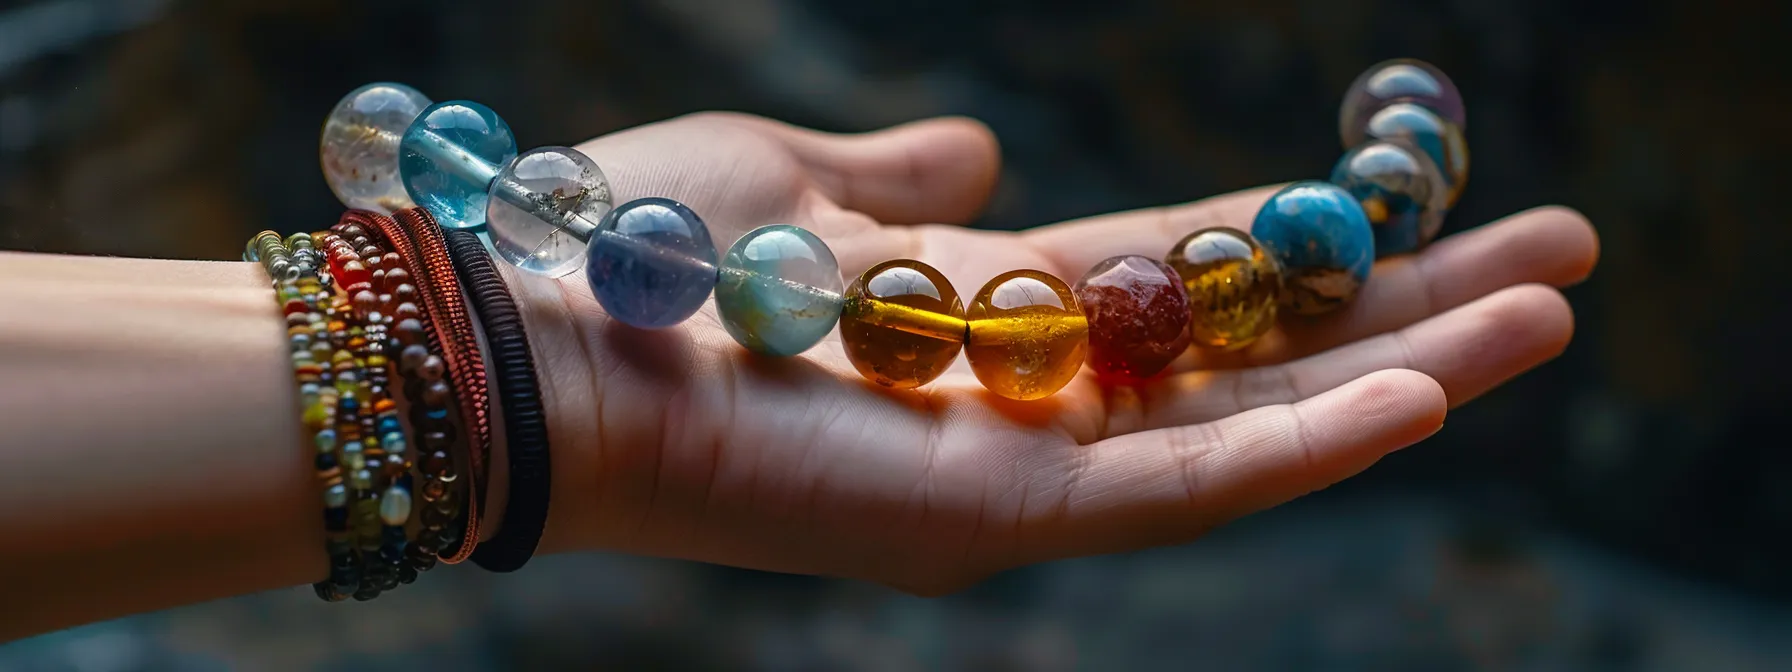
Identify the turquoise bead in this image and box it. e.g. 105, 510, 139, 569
398, 100, 517, 229
1330, 139, 1448, 257
716, 225, 844, 356
321, 83, 432, 212
1249, 181, 1375, 315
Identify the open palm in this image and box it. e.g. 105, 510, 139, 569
499, 112, 1598, 594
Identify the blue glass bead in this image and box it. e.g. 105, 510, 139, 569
1339, 59, 1465, 148
1329, 139, 1448, 257
1361, 103, 1469, 207
586, 197, 719, 329
715, 225, 845, 356
377, 416, 403, 435
322, 83, 432, 212
398, 100, 517, 229
487, 146, 613, 278
1249, 181, 1375, 315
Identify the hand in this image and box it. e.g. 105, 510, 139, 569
500, 112, 1598, 594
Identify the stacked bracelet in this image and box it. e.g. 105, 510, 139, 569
445, 230, 551, 573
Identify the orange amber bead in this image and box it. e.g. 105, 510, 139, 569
839, 260, 966, 389
1165, 227, 1282, 351
966, 270, 1088, 400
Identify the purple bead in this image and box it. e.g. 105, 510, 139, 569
585, 197, 719, 329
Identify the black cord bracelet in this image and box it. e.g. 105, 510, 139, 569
444, 230, 552, 573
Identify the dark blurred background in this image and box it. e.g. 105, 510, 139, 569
3, 0, 1790, 669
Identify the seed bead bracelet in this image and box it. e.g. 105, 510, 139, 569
245, 231, 367, 601
311, 227, 418, 599
333, 211, 472, 575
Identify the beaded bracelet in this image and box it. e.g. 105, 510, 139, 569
444, 230, 552, 573
314, 58, 1467, 405
245, 231, 367, 601
334, 211, 471, 573
311, 228, 417, 598
390, 207, 493, 564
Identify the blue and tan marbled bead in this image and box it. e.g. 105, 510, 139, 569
715, 225, 845, 356
1330, 139, 1449, 257
1249, 181, 1375, 315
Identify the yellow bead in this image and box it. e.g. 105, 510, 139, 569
839, 260, 966, 389
1165, 228, 1282, 351
301, 401, 330, 429
965, 270, 1088, 400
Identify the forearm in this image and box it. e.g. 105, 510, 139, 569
0, 253, 319, 639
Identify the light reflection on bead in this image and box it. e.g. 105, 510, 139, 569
380, 486, 412, 526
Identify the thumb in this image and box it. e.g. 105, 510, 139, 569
762, 116, 1003, 226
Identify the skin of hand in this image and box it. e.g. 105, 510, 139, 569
498, 112, 1599, 595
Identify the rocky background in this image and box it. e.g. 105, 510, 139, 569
1, 0, 1788, 669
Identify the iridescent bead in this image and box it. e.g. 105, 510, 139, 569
585, 197, 719, 329
839, 260, 966, 389
965, 270, 1088, 400
1073, 255, 1191, 380
1361, 103, 1470, 207
486, 146, 614, 277
715, 225, 844, 356
379, 486, 412, 526
1330, 139, 1448, 257
398, 100, 518, 229
1249, 181, 1375, 316
1339, 58, 1465, 148
1166, 228, 1283, 350
322, 83, 432, 212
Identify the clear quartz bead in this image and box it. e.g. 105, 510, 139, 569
486, 146, 613, 277
320, 83, 432, 212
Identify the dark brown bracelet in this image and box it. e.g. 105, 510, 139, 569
445, 230, 553, 573
392, 207, 493, 565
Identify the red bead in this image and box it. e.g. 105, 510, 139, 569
383, 267, 410, 292
283, 298, 310, 316
1072, 255, 1192, 380
338, 260, 372, 288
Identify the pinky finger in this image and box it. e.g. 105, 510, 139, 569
1023, 369, 1447, 563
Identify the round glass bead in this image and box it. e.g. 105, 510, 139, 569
321, 83, 432, 212
1339, 58, 1465, 148
585, 197, 719, 329
1072, 255, 1191, 380
1330, 139, 1448, 257
486, 146, 614, 278
966, 270, 1088, 401
398, 100, 518, 229
1362, 103, 1470, 207
1249, 181, 1375, 316
324, 483, 349, 508
379, 486, 412, 526
1166, 228, 1283, 350
839, 260, 965, 389
314, 428, 337, 453
715, 225, 845, 357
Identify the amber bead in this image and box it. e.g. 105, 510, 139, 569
964, 270, 1089, 400
1165, 228, 1282, 351
1072, 256, 1192, 380
839, 260, 966, 389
